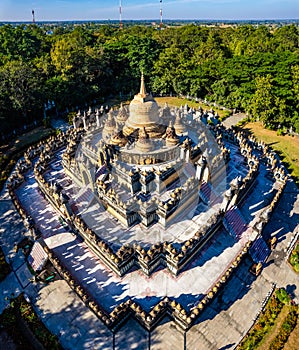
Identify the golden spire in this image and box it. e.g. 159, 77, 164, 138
139, 72, 147, 98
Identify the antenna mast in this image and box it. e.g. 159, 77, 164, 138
119, 0, 123, 29
32, 9, 35, 24
159, 0, 163, 29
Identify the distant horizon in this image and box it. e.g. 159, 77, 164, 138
1, 18, 299, 24
0, 0, 299, 23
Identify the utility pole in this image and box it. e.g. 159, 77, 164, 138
119, 0, 123, 29
32, 9, 35, 23
159, 0, 163, 29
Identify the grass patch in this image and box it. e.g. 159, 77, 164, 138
268, 305, 298, 350
256, 304, 290, 350
1, 126, 53, 155
0, 126, 54, 192
237, 291, 284, 350
283, 309, 299, 350
238, 289, 299, 350
0, 294, 62, 350
155, 96, 231, 119
241, 122, 299, 185
289, 242, 299, 273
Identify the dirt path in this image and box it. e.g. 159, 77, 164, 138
283, 313, 299, 350
256, 305, 289, 350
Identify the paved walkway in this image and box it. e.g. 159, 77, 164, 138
1, 116, 299, 349
10, 137, 277, 315
0, 189, 113, 350
222, 113, 247, 129
11, 152, 244, 314
1, 176, 298, 350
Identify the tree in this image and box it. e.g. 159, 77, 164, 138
251, 75, 276, 127
244, 26, 273, 56
124, 35, 160, 77
0, 24, 43, 64
0, 60, 45, 130
50, 29, 111, 109
151, 46, 193, 95
292, 65, 299, 109
273, 25, 299, 52
0, 22, 299, 134
193, 29, 230, 62
211, 79, 230, 105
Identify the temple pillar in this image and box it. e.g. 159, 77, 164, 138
96, 109, 101, 128
82, 112, 87, 130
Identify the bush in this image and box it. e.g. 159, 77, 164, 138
68, 111, 76, 125
0, 246, 11, 281
0, 294, 62, 350
289, 243, 299, 273
238, 292, 283, 349
294, 263, 299, 272
268, 306, 298, 350
276, 288, 291, 305
236, 118, 249, 127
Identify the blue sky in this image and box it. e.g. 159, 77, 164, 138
0, 0, 298, 22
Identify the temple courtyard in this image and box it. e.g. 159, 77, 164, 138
0, 82, 299, 349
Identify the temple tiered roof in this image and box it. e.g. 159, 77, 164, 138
64, 73, 229, 235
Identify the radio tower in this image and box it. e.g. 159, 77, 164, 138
119, 0, 123, 29
159, 0, 163, 29
32, 9, 35, 23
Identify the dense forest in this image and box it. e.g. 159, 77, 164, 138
0, 23, 299, 135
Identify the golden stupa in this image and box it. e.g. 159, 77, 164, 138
123, 73, 166, 139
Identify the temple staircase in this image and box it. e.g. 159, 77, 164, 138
199, 181, 220, 205
223, 206, 247, 241
249, 235, 270, 263
72, 187, 94, 214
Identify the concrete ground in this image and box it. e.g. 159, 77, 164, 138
0, 114, 298, 349
9, 137, 275, 315
222, 113, 247, 129
1, 178, 298, 350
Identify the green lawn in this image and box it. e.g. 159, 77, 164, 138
238, 289, 298, 350
155, 96, 231, 119
289, 243, 299, 273
0, 126, 54, 191
7, 127, 54, 154
242, 122, 299, 185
